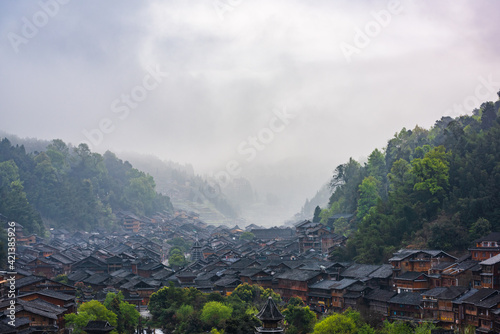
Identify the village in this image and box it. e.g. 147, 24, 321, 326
1, 210, 500, 333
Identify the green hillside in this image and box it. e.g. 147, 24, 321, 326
322, 95, 500, 264
0, 139, 173, 235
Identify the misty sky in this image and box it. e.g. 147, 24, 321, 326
1, 0, 500, 222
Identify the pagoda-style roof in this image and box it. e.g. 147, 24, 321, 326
82, 321, 115, 334
256, 297, 283, 321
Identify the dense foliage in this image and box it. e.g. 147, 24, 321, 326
323, 96, 500, 263
148, 285, 440, 334
148, 283, 281, 334
64, 292, 139, 334
0, 139, 173, 234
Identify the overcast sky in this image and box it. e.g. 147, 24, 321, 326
1, 0, 499, 222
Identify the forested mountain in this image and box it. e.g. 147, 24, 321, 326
0, 139, 173, 235
320, 95, 500, 264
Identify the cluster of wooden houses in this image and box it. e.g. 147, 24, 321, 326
3, 213, 500, 333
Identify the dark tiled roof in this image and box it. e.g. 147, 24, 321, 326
343, 291, 362, 299
275, 269, 321, 281
309, 278, 358, 290
68, 270, 91, 282
214, 276, 241, 287
422, 286, 467, 300
49, 253, 75, 265
421, 287, 447, 298
365, 288, 397, 302
19, 298, 67, 315
256, 297, 283, 321
475, 293, 500, 308
368, 264, 393, 279
389, 292, 422, 306
341, 264, 380, 279
83, 320, 115, 331
15, 275, 45, 288
473, 232, 500, 243
251, 228, 294, 240
19, 289, 75, 301
84, 273, 110, 285
461, 289, 498, 305
229, 258, 260, 269
239, 268, 266, 277
453, 289, 479, 305
389, 249, 456, 262
395, 271, 428, 281
431, 262, 455, 270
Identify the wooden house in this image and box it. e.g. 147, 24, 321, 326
15, 275, 76, 295
275, 269, 326, 302
239, 268, 273, 289
388, 292, 423, 321
469, 232, 500, 262
453, 288, 498, 329
389, 249, 457, 277
307, 278, 359, 312
421, 286, 467, 329
18, 289, 77, 314
479, 254, 500, 289
364, 288, 397, 318
72, 255, 108, 273
393, 271, 430, 293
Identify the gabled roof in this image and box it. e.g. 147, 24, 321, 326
68, 270, 91, 282
275, 269, 321, 281
294, 220, 316, 228
460, 289, 498, 305
476, 294, 500, 309
389, 292, 422, 306
214, 276, 241, 287
474, 292, 500, 309
83, 320, 115, 332
394, 271, 428, 281
15, 275, 45, 289
473, 232, 500, 243
480, 253, 500, 265
48, 253, 75, 265
368, 264, 393, 279
389, 249, 456, 262
309, 278, 359, 290
341, 263, 381, 279
365, 288, 397, 302
256, 297, 283, 321
229, 258, 260, 270
84, 273, 110, 285
19, 289, 75, 301
453, 289, 480, 305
